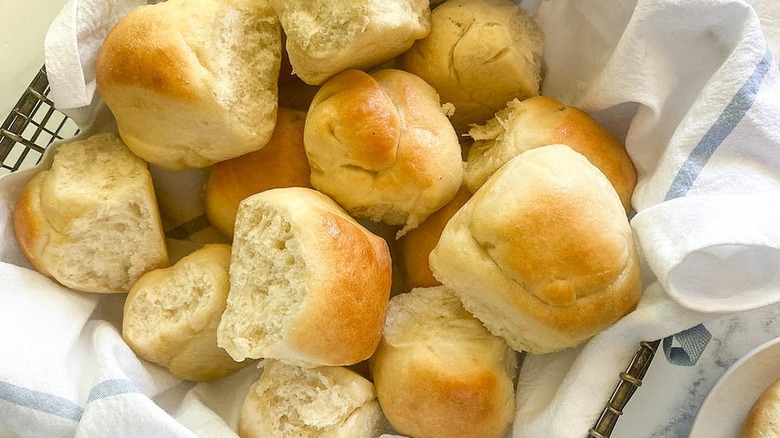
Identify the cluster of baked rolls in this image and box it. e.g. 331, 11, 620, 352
13, 0, 643, 437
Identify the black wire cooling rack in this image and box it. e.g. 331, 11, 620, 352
0, 66, 79, 176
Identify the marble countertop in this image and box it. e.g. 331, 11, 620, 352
613, 303, 780, 437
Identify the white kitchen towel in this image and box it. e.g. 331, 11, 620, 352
43, 0, 145, 127
512, 0, 780, 436
538, 0, 780, 314
4, 0, 780, 437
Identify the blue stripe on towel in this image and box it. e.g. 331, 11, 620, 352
662, 47, 773, 366
0, 381, 83, 421
664, 46, 773, 201
0, 378, 143, 422
86, 379, 142, 403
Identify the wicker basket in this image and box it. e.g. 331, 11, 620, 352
0, 65, 661, 438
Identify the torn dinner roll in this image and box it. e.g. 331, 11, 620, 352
217, 187, 392, 367
95, 0, 281, 171
13, 133, 168, 293
239, 360, 384, 438
270, 0, 430, 85
430, 145, 642, 354
304, 69, 463, 236
122, 244, 249, 381
466, 96, 637, 211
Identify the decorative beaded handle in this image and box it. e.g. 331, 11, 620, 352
589, 340, 662, 437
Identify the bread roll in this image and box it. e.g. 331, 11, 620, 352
95, 0, 281, 171
399, 186, 471, 289
402, 0, 543, 133
205, 107, 311, 238
270, 0, 430, 85
13, 133, 168, 293
304, 69, 463, 235
239, 360, 384, 438
740, 377, 780, 437
217, 187, 392, 366
370, 286, 517, 438
466, 96, 637, 211
430, 145, 642, 354
123, 244, 249, 381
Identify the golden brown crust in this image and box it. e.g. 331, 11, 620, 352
96, 7, 199, 102
218, 187, 393, 366
307, 69, 401, 170
467, 96, 637, 212
304, 69, 463, 232
95, 0, 281, 171
13, 172, 51, 277
290, 207, 393, 364
205, 107, 312, 238
373, 349, 511, 438
370, 286, 516, 438
12, 134, 169, 293
400, 186, 472, 289
741, 377, 780, 437
431, 145, 642, 353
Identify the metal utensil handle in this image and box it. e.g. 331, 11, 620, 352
589, 340, 661, 438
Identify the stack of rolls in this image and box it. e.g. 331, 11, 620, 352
11, 0, 648, 436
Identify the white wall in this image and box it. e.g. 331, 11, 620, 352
0, 0, 69, 119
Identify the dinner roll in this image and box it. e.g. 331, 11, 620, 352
123, 244, 249, 381
270, 0, 430, 85
13, 133, 168, 293
430, 145, 642, 354
205, 107, 311, 238
402, 0, 543, 133
466, 96, 637, 211
239, 360, 384, 438
217, 187, 392, 366
95, 0, 281, 171
740, 377, 780, 437
370, 286, 517, 438
304, 69, 463, 235
399, 186, 471, 289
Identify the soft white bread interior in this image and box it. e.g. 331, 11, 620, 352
239, 360, 384, 438
430, 145, 642, 354
370, 286, 517, 438
204, 107, 311, 238
270, 0, 430, 85
123, 244, 249, 381
13, 133, 169, 293
402, 0, 543, 133
217, 187, 392, 366
740, 377, 780, 437
95, 0, 281, 171
466, 96, 637, 211
304, 69, 463, 235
